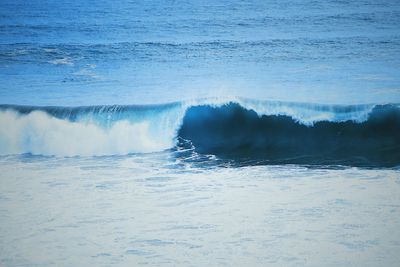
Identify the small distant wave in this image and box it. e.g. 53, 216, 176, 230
0, 98, 399, 167
48, 57, 74, 66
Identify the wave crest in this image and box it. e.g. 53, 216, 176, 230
0, 98, 399, 166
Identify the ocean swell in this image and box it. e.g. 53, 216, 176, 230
0, 98, 399, 166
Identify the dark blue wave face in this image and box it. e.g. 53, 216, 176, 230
178, 103, 400, 167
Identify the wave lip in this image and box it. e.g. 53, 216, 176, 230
237, 98, 376, 125
0, 99, 399, 167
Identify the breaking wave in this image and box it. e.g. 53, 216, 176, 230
0, 98, 399, 166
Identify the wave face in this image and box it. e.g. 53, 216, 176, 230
178, 102, 400, 167
0, 99, 399, 167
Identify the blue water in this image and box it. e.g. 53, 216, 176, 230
1, 0, 400, 105
1, 0, 400, 266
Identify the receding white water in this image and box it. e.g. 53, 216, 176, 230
0, 155, 399, 267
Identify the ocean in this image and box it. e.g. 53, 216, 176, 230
0, 0, 400, 266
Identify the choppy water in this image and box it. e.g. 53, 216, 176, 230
1, 0, 400, 266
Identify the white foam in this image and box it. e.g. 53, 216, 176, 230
236, 98, 375, 126
0, 110, 179, 156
